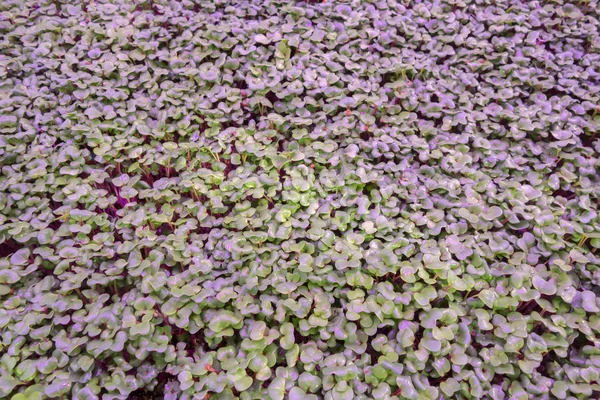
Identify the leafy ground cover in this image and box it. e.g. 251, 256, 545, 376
1, 0, 600, 399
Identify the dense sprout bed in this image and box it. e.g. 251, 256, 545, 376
1, 0, 600, 399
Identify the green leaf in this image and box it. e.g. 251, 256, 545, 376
414, 286, 437, 306
0, 376, 19, 397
